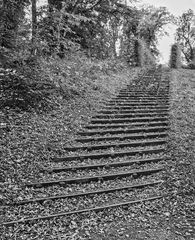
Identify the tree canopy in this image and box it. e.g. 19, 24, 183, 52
175, 9, 195, 63
0, 0, 172, 64
0, 0, 173, 111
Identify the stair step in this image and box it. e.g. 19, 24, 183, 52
118, 92, 169, 96
78, 126, 168, 136
63, 139, 166, 152
45, 157, 165, 172
75, 132, 168, 143
91, 117, 168, 124
52, 147, 165, 162
115, 97, 169, 100
105, 103, 169, 107
98, 109, 169, 114
115, 94, 169, 98
106, 102, 169, 105
102, 106, 169, 111
103, 106, 169, 111
3, 195, 163, 226
17, 181, 163, 205
26, 167, 164, 187
86, 121, 169, 129
109, 99, 169, 103
119, 89, 168, 93
107, 99, 169, 103
116, 94, 169, 97
93, 112, 168, 119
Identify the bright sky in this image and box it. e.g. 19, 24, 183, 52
140, 0, 195, 63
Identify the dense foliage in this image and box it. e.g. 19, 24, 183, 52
0, 0, 172, 110
175, 9, 195, 64
0, 0, 172, 62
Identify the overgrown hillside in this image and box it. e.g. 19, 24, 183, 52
0, 56, 144, 205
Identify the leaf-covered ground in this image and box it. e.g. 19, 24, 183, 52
1, 67, 195, 239
165, 69, 195, 239
0, 58, 143, 205
73, 68, 195, 240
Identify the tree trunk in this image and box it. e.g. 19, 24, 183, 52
0, 0, 19, 49
31, 0, 37, 54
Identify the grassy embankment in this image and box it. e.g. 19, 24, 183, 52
169, 69, 195, 186
166, 68, 195, 238
0, 54, 143, 204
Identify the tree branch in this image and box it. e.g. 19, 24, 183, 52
86, 0, 103, 11
71, 0, 81, 13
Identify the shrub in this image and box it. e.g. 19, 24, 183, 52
169, 43, 181, 69
0, 51, 134, 111
0, 65, 55, 111
188, 47, 195, 69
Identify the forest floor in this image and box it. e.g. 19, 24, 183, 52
1, 65, 195, 239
